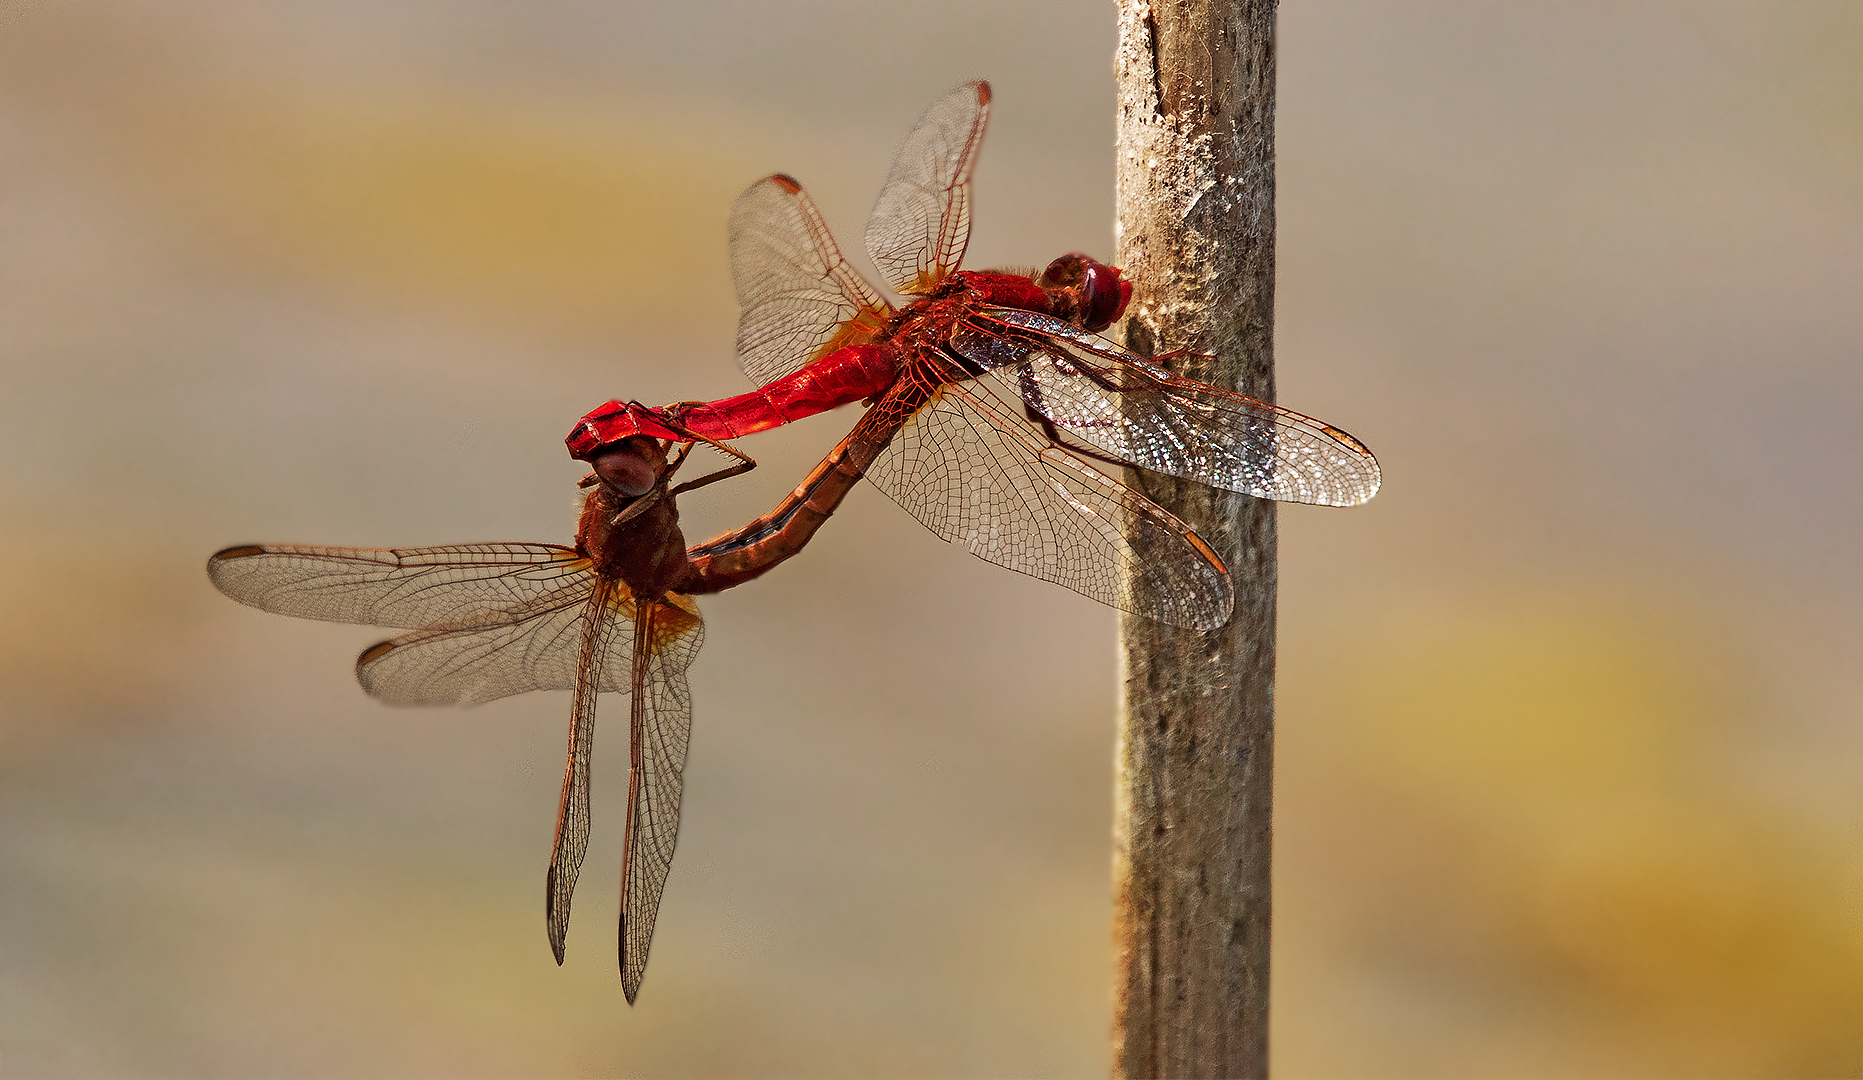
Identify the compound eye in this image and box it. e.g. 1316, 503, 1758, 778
591, 442, 658, 496
1038, 253, 1087, 290
1080, 262, 1132, 332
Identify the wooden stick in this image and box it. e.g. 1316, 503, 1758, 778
1111, 1, 1278, 1076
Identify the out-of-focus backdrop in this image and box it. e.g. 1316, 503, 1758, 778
2, 1, 1859, 1075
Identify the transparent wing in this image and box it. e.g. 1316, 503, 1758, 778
207, 542, 589, 629
617, 596, 705, 1004
864, 380, 1233, 630
956, 309, 1384, 507
210, 540, 705, 1001
864, 81, 990, 296
514, 581, 703, 999
542, 577, 672, 970
731, 173, 893, 385
350, 567, 635, 708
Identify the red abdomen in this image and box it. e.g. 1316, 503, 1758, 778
566, 344, 900, 460
673, 344, 899, 441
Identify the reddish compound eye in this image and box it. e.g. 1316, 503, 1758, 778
1039, 254, 1132, 333
1080, 262, 1132, 332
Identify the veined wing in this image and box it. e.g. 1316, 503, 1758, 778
865, 81, 990, 296
207, 542, 613, 707
731, 173, 892, 386
207, 542, 589, 629
864, 380, 1233, 630
212, 542, 705, 1002
353, 585, 610, 707
957, 308, 1384, 507
616, 596, 703, 1004
544, 577, 637, 969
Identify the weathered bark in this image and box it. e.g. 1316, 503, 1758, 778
1111, 1, 1277, 1077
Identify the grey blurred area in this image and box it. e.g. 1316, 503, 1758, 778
1, 1, 1859, 1075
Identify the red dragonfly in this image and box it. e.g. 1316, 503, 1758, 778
208, 431, 864, 1004
569, 81, 1380, 629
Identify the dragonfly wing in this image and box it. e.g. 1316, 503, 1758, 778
864, 81, 990, 296
864, 381, 1234, 630
617, 595, 704, 1004
209, 541, 610, 705
964, 309, 1384, 507
207, 542, 589, 629
731, 174, 892, 385
351, 569, 621, 707
544, 577, 644, 965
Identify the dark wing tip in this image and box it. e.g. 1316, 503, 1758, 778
356, 639, 397, 668
1321, 423, 1378, 461
1318, 422, 1383, 505
768, 173, 802, 194
974, 81, 992, 106
545, 906, 566, 964
210, 544, 266, 562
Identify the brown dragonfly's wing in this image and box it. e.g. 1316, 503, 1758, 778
730, 173, 893, 385
544, 576, 650, 967
864, 380, 1234, 630
864, 80, 990, 296
209, 541, 697, 992
208, 542, 589, 629
340, 562, 641, 709
956, 309, 1384, 507
616, 595, 704, 1004
209, 542, 611, 705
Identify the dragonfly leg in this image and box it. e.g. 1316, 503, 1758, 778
1023, 400, 1147, 476
608, 487, 666, 528
655, 406, 759, 497
669, 456, 756, 498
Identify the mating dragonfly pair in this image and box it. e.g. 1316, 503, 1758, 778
209, 82, 1380, 1003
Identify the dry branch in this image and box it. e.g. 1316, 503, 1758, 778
1111, 1, 1278, 1076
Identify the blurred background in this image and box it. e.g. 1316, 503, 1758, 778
2, 1, 1859, 1075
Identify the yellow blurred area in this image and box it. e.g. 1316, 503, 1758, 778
144, 94, 738, 339
0, 532, 211, 732
1355, 597, 1721, 802
2, 1, 1860, 1076
4, 9, 743, 341
1280, 592, 1863, 1075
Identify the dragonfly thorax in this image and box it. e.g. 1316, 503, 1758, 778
576, 439, 693, 596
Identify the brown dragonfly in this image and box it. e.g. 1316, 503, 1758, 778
208, 431, 863, 1004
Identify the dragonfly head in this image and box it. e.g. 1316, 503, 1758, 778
589, 436, 665, 498
1037, 254, 1133, 333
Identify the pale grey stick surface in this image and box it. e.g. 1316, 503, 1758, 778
1112, 1, 1278, 1076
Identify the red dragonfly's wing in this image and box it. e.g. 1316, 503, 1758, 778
955, 309, 1384, 507
615, 595, 703, 1004
730, 173, 893, 386
863, 379, 1234, 630
864, 81, 991, 296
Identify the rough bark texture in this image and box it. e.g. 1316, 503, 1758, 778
1111, 1, 1277, 1077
